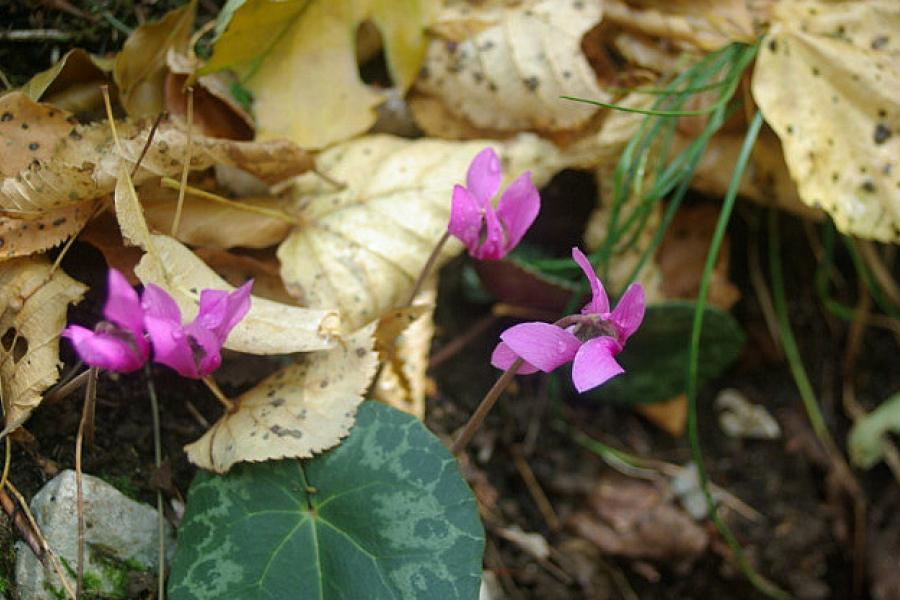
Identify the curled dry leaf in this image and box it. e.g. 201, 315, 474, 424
415, 0, 607, 133
139, 180, 294, 249
193, 248, 299, 306
184, 322, 378, 473
603, 0, 755, 52
0, 257, 87, 436
19, 48, 111, 114
373, 286, 435, 419
752, 0, 900, 242
114, 167, 339, 354
278, 133, 564, 332
113, 2, 195, 117
203, 0, 437, 149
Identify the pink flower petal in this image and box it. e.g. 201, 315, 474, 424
571, 336, 624, 392
500, 322, 580, 372
102, 269, 144, 340
195, 280, 252, 344
490, 342, 540, 374
610, 283, 645, 343
184, 322, 223, 377
448, 184, 484, 255
62, 325, 145, 373
466, 147, 501, 202
572, 248, 609, 315
141, 284, 182, 323
496, 171, 539, 252
473, 201, 506, 260
144, 315, 198, 378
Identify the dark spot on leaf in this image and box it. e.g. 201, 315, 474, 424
52, 217, 66, 227
20, 123, 28, 130
418, 66, 429, 80
68, 129, 82, 140
319, 380, 328, 389
871, 35, 889, 50
878, 108, 887, 118
270, 425, 303, 439
861, 180, 876, 193
832, 172, 840, 182
28, 142, 39, 151
786, 125, 794, 134
523, 76, 539, 91
874, 123, 892, 144
355, 347, 367, 357
811, 66, 820, 76
0, 112, 12, 121
38, 223, 44, 230
472, 72, 483, 83
271, 398, 285, 407
768, 40, 777, 52
488, 82, 498, 92
479, 40, 494, 52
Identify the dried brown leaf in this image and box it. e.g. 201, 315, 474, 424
0, 257, 86, 436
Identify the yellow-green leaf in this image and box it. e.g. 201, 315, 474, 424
204, 0, 438, 148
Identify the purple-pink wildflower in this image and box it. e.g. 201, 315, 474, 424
62, 269, 150, 373
448, 147, 540, 260
142, 281, 252, 379
491, 247, 645, 392
62, 269, 252, 378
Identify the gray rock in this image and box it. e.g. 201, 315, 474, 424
15, 470, 174, 599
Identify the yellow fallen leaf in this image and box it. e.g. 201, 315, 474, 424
184, 322, 377, 473
373, 286, 435, 419
0, 202, 98, 260
752, 0, 900, 242
0, 257, 87, 436
415, 0, 607, 132
204, 0, 438, 148
278, 133, 565, 331
0, 92, 74, 177
113, 2, 195, 117
113, 166, 339, 354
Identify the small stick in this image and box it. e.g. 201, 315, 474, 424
171, 87, 194, 237
5, 481, 76, 599
0, 485, 43, 562
202, 376, 235, 413
0, 29, 71, 41
509, 445, 560, 531
75, 367, 97, 597
145, 366, 166, 600
428, 313, 497, 370
43, 368, 91, 405
132, 112, 166, 178
184, 399, 211, 429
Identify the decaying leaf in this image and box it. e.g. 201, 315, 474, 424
752, 0, 900, 242
415, 0, 607, 133
0, 257, 87, 436
204, 0, 438, 148
185, 322, 378, 473
278, 133, 564, 331
569, 476, 708, 560
19, 48, 112, 114
0, 202, 98, 260
603, 0, 755, 52
113, 2, 195, 117
0, 92, 74, 177
139, 180, 295, 249
114, 168, 339, 354
373, 286, 435, 419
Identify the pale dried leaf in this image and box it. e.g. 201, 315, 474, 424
278, 133, 564, 331
193, 248, 299, 305
752, 0, 900, 241
604, 0, 755, 51
184, 322, 378, 473
114, 167, 340, 354
0, 257, 86, 435
0, 92, 74, 177
113, 2, 195, 117
415, 0, 607, 132
373, 285, 435, 419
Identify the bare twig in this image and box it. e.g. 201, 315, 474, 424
172, 87, 194, 237
0, 29, 72, 41
202, 376, 235, 413
509, 445, 560, 531
43, 368, 90, 405
451, 358, 522, 455
145, 367, 166, 600
75, 367, 98, 597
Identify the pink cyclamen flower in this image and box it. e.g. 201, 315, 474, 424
142, 280, 252, 379
491, 247, 645, 392
448, 147, 540, 260
62, 269, 150, 373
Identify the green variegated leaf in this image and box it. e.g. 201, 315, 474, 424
168, 402, 484, 599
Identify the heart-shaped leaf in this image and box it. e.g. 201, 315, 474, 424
581, 301, 745, 405
168, 401, 484, 599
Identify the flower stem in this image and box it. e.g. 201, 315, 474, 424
202, 376, 235, 413
407, 231, 451, 305
450, 358, 523, 455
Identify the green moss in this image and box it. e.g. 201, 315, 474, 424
97, 474, 140, 501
